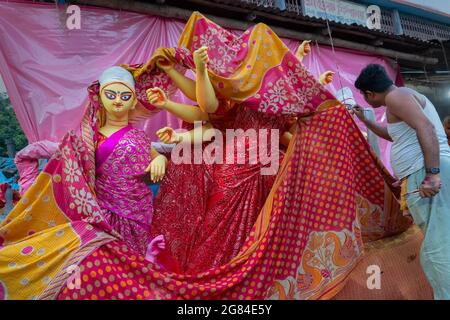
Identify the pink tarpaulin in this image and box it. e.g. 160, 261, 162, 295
0, 0, 186, 142
0, 0, 401, 170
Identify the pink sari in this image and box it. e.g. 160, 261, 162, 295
95, 124, 153, 256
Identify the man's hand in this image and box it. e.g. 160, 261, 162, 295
145, 154, 168, 183
194, 46, 209, 73
146, 87, 168, 109
156, 58, 174, 73
352, 105, 367, 122
419, 174, 441, 198
350, 104, 392, 141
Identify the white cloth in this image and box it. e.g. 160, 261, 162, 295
99, 66, 135, 91
387, 94, 450, 179
362, 108, 381, 157
336, 87, 356, 109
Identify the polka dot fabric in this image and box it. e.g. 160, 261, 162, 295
57, 107, 410, 300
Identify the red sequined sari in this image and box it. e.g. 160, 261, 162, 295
152, 104, 290, 273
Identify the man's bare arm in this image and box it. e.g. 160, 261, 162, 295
353, 106, 392, 142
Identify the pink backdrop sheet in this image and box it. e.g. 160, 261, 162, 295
0, 0, 400, 171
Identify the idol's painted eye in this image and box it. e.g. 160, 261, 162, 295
121, 93, 132, 101
104, 91, 116, 100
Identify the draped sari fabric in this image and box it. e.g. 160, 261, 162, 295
0, 12, 411, 300
125, 12, 338, 116
14, 140, 59, 196
151, 104, 291, 273
0, 131, 117, 300
0, 1, 399, 175
95, 125, 154, 256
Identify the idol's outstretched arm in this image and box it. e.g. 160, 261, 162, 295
156, 59, 197, 101
194, 46, 219, 113
146, 87, 209, 123
156, 123, 215, 145
294, 40, 334, 86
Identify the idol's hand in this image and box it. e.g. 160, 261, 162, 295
319, 71, 334, 85
146, 87, 168, 108
156, 58, 174, 73
156, 127, 180, 144
194, 46, 209, 73
146, 154, 168, 183
295, 40, 311, 59
419, 174, 441, 198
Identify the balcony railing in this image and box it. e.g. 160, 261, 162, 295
285, 0, 302, 14
232, 0, 450, 41
239, 0, 277, 8
400, 12, 450, 41
380, 9, 395, 34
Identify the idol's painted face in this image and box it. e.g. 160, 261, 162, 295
100, 82, 136, 117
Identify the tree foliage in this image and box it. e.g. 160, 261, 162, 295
0, 93, 28, 157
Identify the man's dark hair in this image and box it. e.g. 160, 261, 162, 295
444, 115, 450, 125
355, 64, 394, 93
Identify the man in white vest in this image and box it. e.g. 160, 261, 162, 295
353, 64, 450, 300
